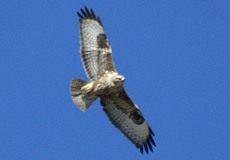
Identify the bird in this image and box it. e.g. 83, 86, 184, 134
70, 6, 156, 154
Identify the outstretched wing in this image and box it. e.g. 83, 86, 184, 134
77, 7, 116, 80
100, 89, 156, 154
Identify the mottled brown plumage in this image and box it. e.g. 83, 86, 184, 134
70, 6, 156, 154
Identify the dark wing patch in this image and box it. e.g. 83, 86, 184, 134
77, 7, 115, 80
100, 90, 156, 154
97, 34, 116, 77
97, 34, 109, 48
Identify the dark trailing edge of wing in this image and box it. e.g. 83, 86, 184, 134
77, 6, 103, 26
140, 126, 156, 154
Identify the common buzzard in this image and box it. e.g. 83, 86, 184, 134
70, 6, 156, 154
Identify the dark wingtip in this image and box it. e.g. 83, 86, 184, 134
147, 138, 153, 152
139, 127, 156, 154
77, 6, 103, 26
149, 133, 156, 147
149, 127, 155, 136
144, 142, 149, 154
140, 146, 143, 154
77, 12, 83, 18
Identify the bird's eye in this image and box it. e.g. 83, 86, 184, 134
117, 76, 124, 81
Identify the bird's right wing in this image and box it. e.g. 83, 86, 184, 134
77, 7, 116, 80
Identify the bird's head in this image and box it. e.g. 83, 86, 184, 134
114, 74, 125, 86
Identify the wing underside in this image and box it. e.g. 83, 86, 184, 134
100, 90, 156, 154
77, 7, 116, 80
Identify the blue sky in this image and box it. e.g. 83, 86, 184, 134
1, 0, 230, 159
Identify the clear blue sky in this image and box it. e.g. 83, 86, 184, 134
1, 0, 229, 159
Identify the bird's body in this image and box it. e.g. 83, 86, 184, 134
70, 7, 156, 154
82, 71, 125, 96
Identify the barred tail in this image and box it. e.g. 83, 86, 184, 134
70, 78, 97, 112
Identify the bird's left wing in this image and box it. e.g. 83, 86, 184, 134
77, 7, 116, 80
100, 90, 156, 154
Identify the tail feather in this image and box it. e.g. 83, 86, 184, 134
70, 78, 97, 112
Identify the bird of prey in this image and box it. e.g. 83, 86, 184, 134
70, 6, 156, 154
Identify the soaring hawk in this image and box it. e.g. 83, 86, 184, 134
70, 6, 156, 154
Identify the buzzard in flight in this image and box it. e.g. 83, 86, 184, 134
70, 6, 156, 154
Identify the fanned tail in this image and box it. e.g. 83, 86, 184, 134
70, 78, 97, 111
